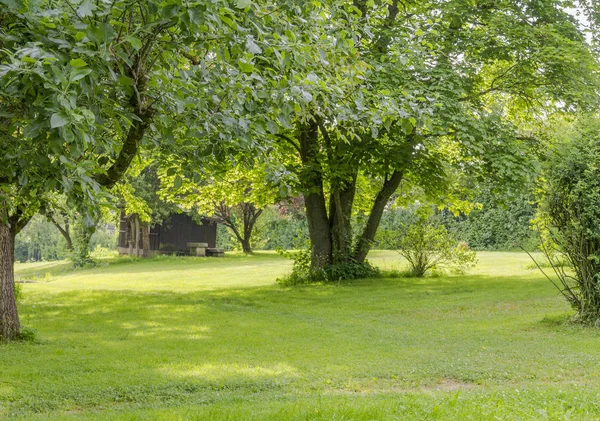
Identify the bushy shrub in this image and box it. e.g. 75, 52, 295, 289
277, 246, 379, 286
381, 216, 477, 277
536, 118, 600, 325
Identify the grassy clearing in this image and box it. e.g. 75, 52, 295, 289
3, 251, 600, 420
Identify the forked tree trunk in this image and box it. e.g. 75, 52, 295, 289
329, 172, 357, 264
0, 222, 19, 340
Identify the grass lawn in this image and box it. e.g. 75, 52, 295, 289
3, 251, 600, 420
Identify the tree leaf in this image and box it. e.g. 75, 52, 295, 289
69, 58, 88, 68
70, 68, 92, 82
174, 175, 182, 189
235, 0, 251, 9
126, 36, 143, 51
245, 38, 262, 55
77, 0, 96, 18
50, 113, 70, 128
238, 60, 254, 73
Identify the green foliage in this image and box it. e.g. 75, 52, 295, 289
215, 201, 309, 252
16, 326, 37, 342
253, 203, 309, 251
443, 190, 540, 251
14, 215, 69, 262
537, 117, 600, 325
381, 214, 476, 277
277, 246, 379, 286
13, 282, 22, 302
70, 212, 99, 267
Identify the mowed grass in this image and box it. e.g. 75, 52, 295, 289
3, 251, 600, 420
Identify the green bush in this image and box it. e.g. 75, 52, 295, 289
537, 118, 600, 325
14, 283, 22, 302
437, 188, 539, 251
381, 216, 477, 277
277, 246, 379, 286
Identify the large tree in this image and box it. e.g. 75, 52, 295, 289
0, 0, 274, 340
258, 0, 599, 273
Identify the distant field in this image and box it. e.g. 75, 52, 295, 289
3, 251, 600, 420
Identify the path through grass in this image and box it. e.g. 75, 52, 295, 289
3, 252, 600, 420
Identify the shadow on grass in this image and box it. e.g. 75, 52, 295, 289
3, 272, 588, 417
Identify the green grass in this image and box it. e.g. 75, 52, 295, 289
3, 251, 600, 420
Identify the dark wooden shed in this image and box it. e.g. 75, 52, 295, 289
118, 213, 217, 255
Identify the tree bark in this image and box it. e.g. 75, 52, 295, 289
298, 121, 332, 270
134, 215, 140, 257
127, 217, 134, 256
0, 221, 19, 340
141, 222, 151, 258
353, 170, 404, 263
331, 170, 358, 263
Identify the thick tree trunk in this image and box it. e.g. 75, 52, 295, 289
329, 172, 357, 264
299, 121, 332, 270
353, 170, 404, 263
0, 222, 19, 340
141, 222, 150, 258
241, 237, 252, 254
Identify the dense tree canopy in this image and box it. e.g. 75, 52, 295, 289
254, 0, 599, 273
0, 0, 286, 339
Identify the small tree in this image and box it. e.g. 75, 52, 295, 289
381, 215, 476, 277
161, 163, 283, 254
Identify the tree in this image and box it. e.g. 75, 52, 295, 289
113, 161, 178, 257
0, 0, 277, 340
262, 0, 598, 277
161, 163, 283, 254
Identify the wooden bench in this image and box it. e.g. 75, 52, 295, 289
188, 242, 208, 256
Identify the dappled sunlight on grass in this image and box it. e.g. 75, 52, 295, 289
5, 251, 600, 419
161, 362, 300, 383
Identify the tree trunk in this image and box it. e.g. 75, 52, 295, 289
241, 237, 252, 254
329, 171, 357, 264
0, 222, 19, 340
240, 204, 263, 254
353, 170, 404, 263
127, 217, 134, 256
141, 222, 151, 258
134, 215, 140, 257
50, 218, 73, 250
299, 121, 332, 270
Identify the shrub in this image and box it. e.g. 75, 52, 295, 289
277, 246, 379, 286
535, 118, 600, 325
14, 283, 22, 302
381, 216, 477, 277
